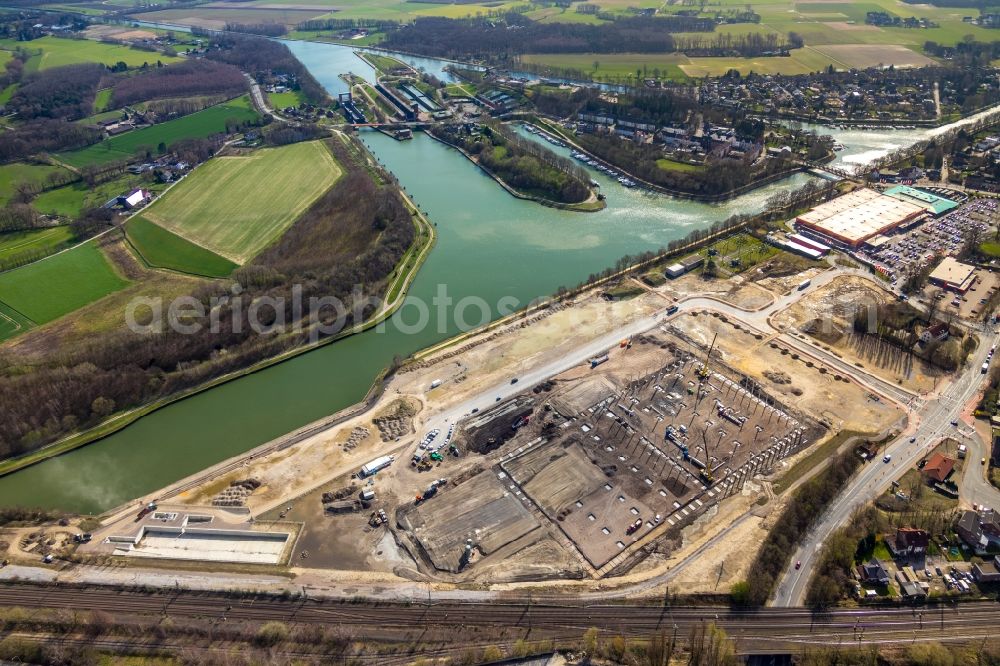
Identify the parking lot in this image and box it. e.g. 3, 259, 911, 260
860, 198, 996, 284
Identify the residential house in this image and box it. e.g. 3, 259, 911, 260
973, 556, 1000, 583
856, 559, 890, 585
887, 527, 930, 558
957, 509, 1000, 554
920, 323, 950, 344
922, 452, 955, 483
899, 580, 927, 598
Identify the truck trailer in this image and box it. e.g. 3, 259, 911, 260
360, 455, 394, 477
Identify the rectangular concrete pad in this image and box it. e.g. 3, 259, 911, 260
550, 375, 620, 416
508, 441, 656, 568
408, 473, 540, 571
125, 527, 289, 564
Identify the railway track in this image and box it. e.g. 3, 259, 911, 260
1, 583, 998, 652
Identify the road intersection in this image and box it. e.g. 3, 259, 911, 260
775, 321, 1000, 606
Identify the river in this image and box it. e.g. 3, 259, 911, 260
0, 41, 938, 513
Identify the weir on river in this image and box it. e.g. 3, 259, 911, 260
0, 41, 944, 513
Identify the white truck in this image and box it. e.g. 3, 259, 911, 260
430, 379, 442, 389
797, 278, 811, 291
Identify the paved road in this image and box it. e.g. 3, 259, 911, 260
957, 421, 1000, 509
775, 324, 1000, 606
245, 74, 292, 122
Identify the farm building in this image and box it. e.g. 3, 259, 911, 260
118, 188, 151, 210
929, 257, 976, 293
795, 188, 925, 248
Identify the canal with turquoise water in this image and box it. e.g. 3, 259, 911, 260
0, 41, 940, 513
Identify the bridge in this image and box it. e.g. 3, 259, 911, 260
797, 159, 860, 181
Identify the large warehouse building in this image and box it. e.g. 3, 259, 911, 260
795, 188, 926, 248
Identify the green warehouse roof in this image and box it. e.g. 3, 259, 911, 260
883, 185, 959, 216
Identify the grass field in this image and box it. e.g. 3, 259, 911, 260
0, 162, 70, 206
126, 216, 238, 278
32, 173, 166, 219
0, 36, 182, 72
93, 87, 113, 112
0, 83, 15, 106
0, 241, 129, 324
0, 301, 33, 342
58, 96, 259, 168
0, 226, 74, 263
268, 89, 307, 109
140, 140, 341, 263
656, 157, 707, 173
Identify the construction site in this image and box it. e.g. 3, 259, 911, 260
394, 324, 824, 579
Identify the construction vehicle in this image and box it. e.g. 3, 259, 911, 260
698, 332, 718, 380
620, 338, 632, 349
369, 509, 389, 527
135, 501, 157, 521
625, 518, 642, 535
429, 451, 443, 462
589, 354, 609, 369
449, 444, 460, 456
415, 479, 447, 504
699, 469, 714, 484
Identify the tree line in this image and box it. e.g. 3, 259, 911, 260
110, 59, 247, 108
8, 62, 104, 120
380, 14, 698, 61
673, 31, 795, 57
223, 22, 287, 37
297, 17, 398, 32
0, 118, 100, 163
